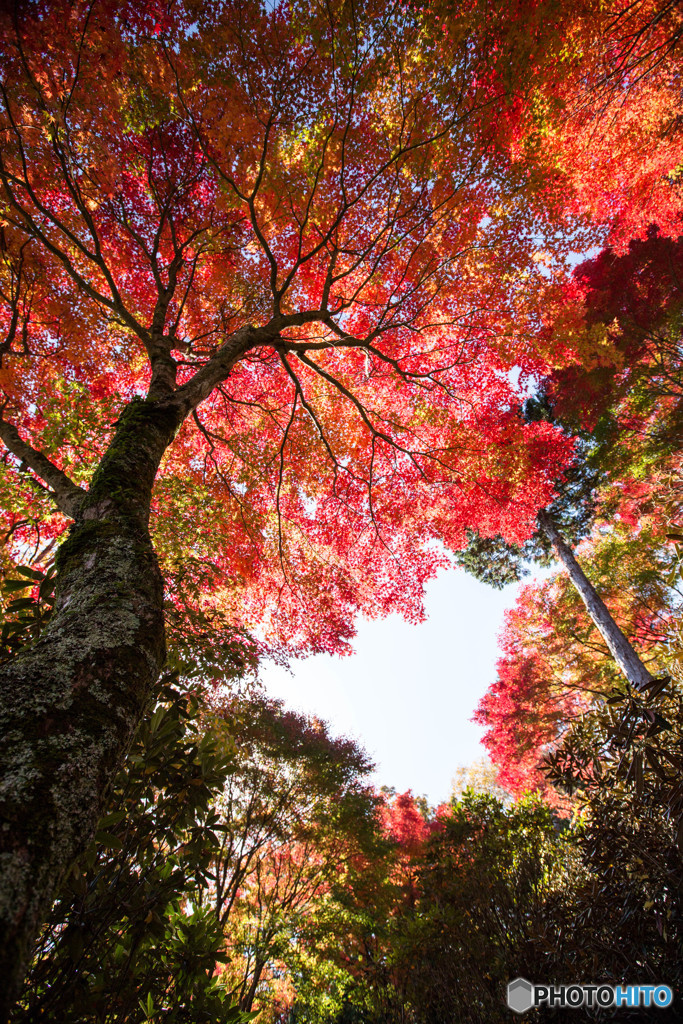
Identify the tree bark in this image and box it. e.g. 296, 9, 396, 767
0, 419, 84, 518
0, 321, 273, 1014
0, 397, 183, 1019
241, 954, 267, 1013
536, 510, 654, 690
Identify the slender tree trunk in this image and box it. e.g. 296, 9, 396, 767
536, 510, 654, 690
241, 955, 267, 1013
0, 397, 182, 1019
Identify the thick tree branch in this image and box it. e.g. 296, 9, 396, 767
167, 324, 262, 416
167, 311, 328, 417
0, 418, 83, 518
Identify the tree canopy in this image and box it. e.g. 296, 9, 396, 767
2, 0, 683, 1014
0, 0, 578, 651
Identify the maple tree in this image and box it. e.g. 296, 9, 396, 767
544, 1, 683, 246
472, 212, 683, 792
3, 0, 681, 1004
474, 456, 681, 796
396, 793, 563, 1024
459, 439, 660, 705
204, 691, 380, 1017
0, 0, 586, 1004
455, 0, 683, 698
462, 212, 683, 787
284, 789, 566, 1024
481, 0, 683, 248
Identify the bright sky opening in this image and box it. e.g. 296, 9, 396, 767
261, 568, 526, 805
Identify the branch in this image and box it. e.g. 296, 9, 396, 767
0, 418, 83, 517
167, 324, 262, 417
167, 311, 327, 417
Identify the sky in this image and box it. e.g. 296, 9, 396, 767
260, 566, 528, 807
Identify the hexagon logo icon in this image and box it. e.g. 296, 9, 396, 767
507, 977, 534, 1014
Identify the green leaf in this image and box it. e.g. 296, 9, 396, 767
15, 566, 45, 581
6, 598, 38, 611
2, 579, 33, 593
98, 810, 127, 828
94, 831, 124, 850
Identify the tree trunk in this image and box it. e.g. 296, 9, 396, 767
0, 397, 182, 1019
241, 955, 267, 1013
536, 510, 654, 690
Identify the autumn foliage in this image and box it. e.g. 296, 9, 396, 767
2, 0, 683, 1014
459, 0, 683, 801
0, 0, 581, 657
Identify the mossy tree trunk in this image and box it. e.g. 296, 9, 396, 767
0, 317, 276, 1017
0, 398, 183, 1019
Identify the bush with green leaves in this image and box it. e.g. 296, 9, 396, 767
540, 676, 683, 1017
0, 551, 258, 1022
282, 792, 568, 1024
12, 675, 254, 1023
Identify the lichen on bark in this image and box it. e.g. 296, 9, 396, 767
0, 396, 182, 1020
